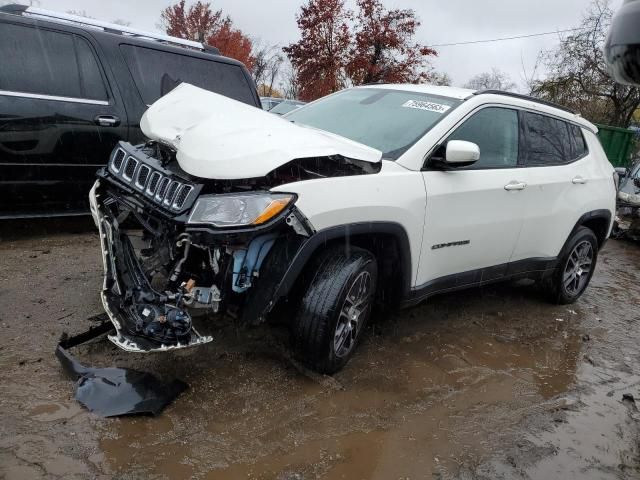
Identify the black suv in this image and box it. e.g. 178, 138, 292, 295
0, 5, 260, 218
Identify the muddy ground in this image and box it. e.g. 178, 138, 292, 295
1, 218, 639, 479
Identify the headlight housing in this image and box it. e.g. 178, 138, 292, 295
187, 193, 295, 227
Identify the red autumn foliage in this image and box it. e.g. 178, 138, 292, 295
347, 0, 436, 85
208, 20, 255, 71
161, 1, 254, 69
283, 0, 352, 102
285, 0, 437, 101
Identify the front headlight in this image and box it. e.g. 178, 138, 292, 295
187, 193, 295, 227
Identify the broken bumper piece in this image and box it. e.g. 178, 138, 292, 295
90, 182, 213, 353
56, 319, 188, 417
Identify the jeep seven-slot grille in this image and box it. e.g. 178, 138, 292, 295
163, 181, 179, 206
123, 157, 137, 180
108, 147, 197, 212
112, 149, 126, 172
174, 185, 192, 209
147, 172, 161, 195
156, 177, 170, 201
136, 165, 150, 189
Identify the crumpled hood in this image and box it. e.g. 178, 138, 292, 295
140, 83, 382, 180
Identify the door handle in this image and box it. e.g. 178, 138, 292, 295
572, 176, 587, 184
94, 115, 120, 127
504, 181, 527, 191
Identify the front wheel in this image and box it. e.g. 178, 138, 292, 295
292, 246, 377, 374
547, 227, 598, 304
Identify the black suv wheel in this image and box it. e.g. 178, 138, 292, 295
293, 246, 377, 374
547, 226, 598, 304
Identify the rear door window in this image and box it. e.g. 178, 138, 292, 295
119, 44, 255, 106
0, 22, 107, 101
521, 112, 572, 166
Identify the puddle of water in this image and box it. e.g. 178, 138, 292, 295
98, 288, 583, 479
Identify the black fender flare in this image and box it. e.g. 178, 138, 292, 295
257, 221, 413, 318
568, 209, 613, 250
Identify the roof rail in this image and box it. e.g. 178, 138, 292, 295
0, 4, 212, 53
473, 89, 576, 115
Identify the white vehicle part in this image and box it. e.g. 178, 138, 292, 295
510, 130, 616, 261
445, 140, 480, 164
140, 83, 382, 180
271, 161, 426, 285
418, 167, 527, 285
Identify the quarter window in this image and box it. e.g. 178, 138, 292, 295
521, 112, 572, 166
568, 124, 588, 160
0, 22, 107, 100
447, 107, 519, 168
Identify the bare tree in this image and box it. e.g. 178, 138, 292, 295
252, 43, 284, 97
464, 68, 516, 91
520, 51, 544, 95
430, 71, 452, 86
279, 59, 301, 100
532, 0, 640, 127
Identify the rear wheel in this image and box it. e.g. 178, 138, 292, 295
547, 227, 598, 304
292, 246, 377, 374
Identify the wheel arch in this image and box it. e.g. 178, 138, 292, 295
264, 222, 413, 317
570, 209, 612, 250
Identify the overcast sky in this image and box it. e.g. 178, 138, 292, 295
27, 0, 624, 90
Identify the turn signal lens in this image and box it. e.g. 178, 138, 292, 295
252, 197, 292, 225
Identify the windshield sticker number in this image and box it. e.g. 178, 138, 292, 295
402, 100, 451, 113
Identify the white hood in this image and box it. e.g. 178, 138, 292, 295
140, 84, 382, 180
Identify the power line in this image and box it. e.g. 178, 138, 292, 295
427, 27, 586, 48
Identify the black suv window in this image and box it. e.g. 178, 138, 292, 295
447, 107, 519, 168
0, 22, 107, 101
120, 44, 255, 106
521, 111, 573, 166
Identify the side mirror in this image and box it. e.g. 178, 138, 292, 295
445, 140, 480, 167
605, 0, 640, 86
634, 177, 640, 188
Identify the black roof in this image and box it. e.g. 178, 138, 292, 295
473, 89, 577, 115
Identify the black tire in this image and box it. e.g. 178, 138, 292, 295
547, 226, 598, 304
292, 246, 377, 374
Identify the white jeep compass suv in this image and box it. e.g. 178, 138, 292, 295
90, 83, 616, 373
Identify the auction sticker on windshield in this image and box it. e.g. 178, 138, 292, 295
402, 100, 451, 113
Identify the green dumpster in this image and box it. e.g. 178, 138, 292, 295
596, 123, 636, 167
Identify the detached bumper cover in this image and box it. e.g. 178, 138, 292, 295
57, 320, 188, 417
89, 181, 213, 353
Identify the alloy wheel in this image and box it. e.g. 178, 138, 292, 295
562, 240, 594, 296
334, 271, 372, 358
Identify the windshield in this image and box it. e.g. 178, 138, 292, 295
270, 100, 305, 115
285, 88, 462, 160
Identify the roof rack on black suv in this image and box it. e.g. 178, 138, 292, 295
473, 89, 577, 115
0, 4, 220, 54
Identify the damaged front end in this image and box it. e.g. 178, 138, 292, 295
90, 141, 314, 353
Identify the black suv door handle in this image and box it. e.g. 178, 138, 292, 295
94, 115, 120, 127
